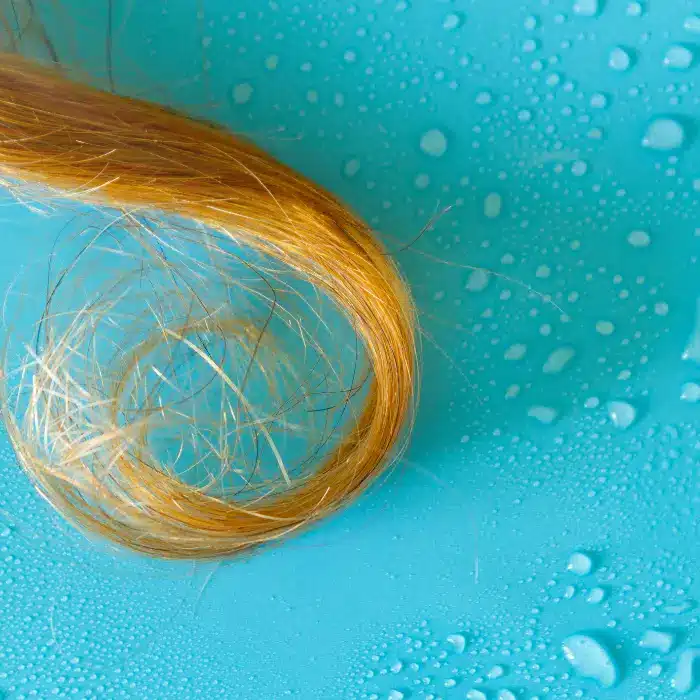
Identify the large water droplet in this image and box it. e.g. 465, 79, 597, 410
475, 90, 494, 105
497, 692, 517, 700
682, 298, 700, 362
420, 129, 448, 157
664, 45, 694, 70
627, 229, 651, 247
596, 320, 615, 336
684, 15, 700, 33
562, 634, 620, 688
568, 551, 594, 576
388, 690, 405, 700
607, 400, 637, 429
587, 587, 607, 604
571, 160, 589, 177
484, 192, 503, 218
446, 633, 466, 653
343, 158, 361, 178
681, 382, 700, 403
528, 405, 558, 424
590, 92, 609, 109
642, 118, 686, 151
543, 347, 576, 374
671, 648, 700, 694
466, 269, 490, 292
573, 0, 600, 17
488, 665, 506, 679
639, 629, 676, 654
466, 691, 488, 700
609, 46, 632, 71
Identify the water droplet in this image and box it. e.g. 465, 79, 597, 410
587, 587, 607, 604
671, 648, 700, 694
475, 90, 494, 105
414, 173, 431, 190
518, 109, 533, 122
536, 264, 551, 278
505, 384, 521, 399
571, 160, 588, 177
522, 39, 539, 53
484, 192, 503, 218
466, 691, 488, 700
573, 0, 600, 17
609, 46, 632, 71
664, 600, 696, 615
528, 405, 558, 424
562, 634, 620, 688
642, 118, 686, 151
664, 45, 694, 70
684, 15, 700, 33
265, 55, 279, 70
640, 629, 676, 654
232, 82, 254, 104
444, 678, 457, 688
524, 15, 539, 30
655, 301, 670, 316
343, 158, 361, 178
446, 633, 466, 653
607, 400, 637, 429
343, 49, 358, 63
504, 344, 528, 361
488, 665, 506, 680
648, 663, 664, 678
388, 691, 405, 700
626, 1, 643, 17
497, 692, 517, 700
543, 347, 576, 375
466, 269, 490, 292
682, 299, 700, 362
596, 320, 615, 336
568, 551, 594, 576
585, 396, 600, 409
390, 661, 403, 673
443, 12, 464, 30
627, 230, 651, 247
590, 92, 609, 109
420, 129, 448, 157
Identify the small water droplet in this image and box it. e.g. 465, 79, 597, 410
390, 661, 403, 673
443, 12, 464, 30
497, 692, 517, 700
596, 320, 615, 336
671, 648, 700, 694
573, 0, 600, 17
571, 160, 588, 177
466, 269, 490, 292
388, 691, 405, 700
609, 46, 632, 71
420, 129, 448, 157
642, 118, 686, 151
607, 400, 637, 429
664, 600, 696, 615
640, 629, 676, 654
446, 634, 466, 653
590, 92, 609, 109
543, 347, 576, 374
343, 158, 361, 178
563, 634, 620, 688
528, 405, 558, 424
265, 55, 279, 70
587, 587, 607, 604
504, 344, 528, 361
524, 15, 539, 30
232, 82, 254, 104
466, 691, 488, 700
664, 45, 694, 70
568, 551, 594, 576
518, 109, 533, 122
522, 39, 539, 53
484, 192, 503, 218
584, 396, 600, 409
626, 1, 643, 16
488, 665, 506, 680
627, 230, 651, 247
414, 173, 431, 190
475, 90, 494, 105
648, 663, 664, 677
444, 678, 457, 688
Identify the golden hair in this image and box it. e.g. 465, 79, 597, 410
0, 54, 417, 559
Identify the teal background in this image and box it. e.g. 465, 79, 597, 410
1, 0, 700, 698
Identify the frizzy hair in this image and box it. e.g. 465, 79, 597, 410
0, 54, 418, 559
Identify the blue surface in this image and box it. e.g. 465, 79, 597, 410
1, 0, 700, 698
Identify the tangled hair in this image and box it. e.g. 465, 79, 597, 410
0, 54, 417, 559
